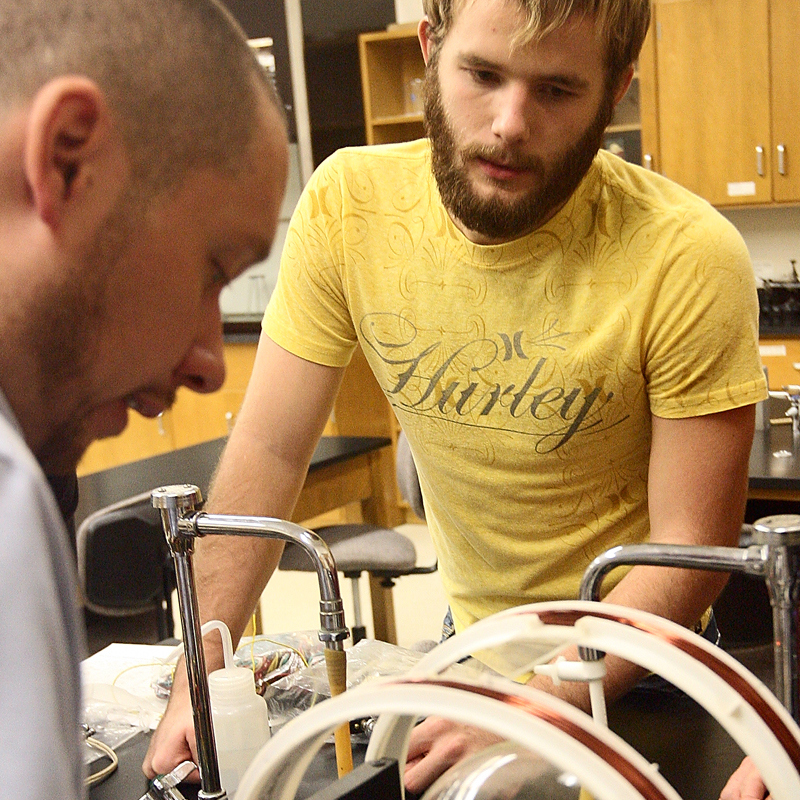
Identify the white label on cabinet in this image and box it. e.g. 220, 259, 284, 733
760, 345, 787, 357
727, 181, 756, 197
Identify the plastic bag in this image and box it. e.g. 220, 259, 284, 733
152, 630, 325, 700
264, 638, 494, 735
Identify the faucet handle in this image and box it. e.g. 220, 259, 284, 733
139, 760, 197, 800
753, 514, 800, 546
151, 484, 204, 512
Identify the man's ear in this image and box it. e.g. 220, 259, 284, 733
418, 17, 433, 66
612, 65, 635, 108
23, 77, 117, 229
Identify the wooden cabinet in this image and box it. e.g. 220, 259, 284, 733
769, 0, 800, 203
603, 29, 659, 170
652, 0, 800, 206
77, 342, 258, 476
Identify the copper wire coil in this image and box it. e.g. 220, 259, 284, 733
392, 675, 674, 800
527, 607, 800, 773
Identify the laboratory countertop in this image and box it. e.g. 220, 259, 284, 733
75, 435, 392, 530
88, 731, 370, 800
749, 398, 800, 494
222, 316, 261, 342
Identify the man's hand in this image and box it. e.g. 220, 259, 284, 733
142, 666, 199, 781
719, 757, 770, 800
404, 717, 503, 795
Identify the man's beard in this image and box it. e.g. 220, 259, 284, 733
425, 59, 615, 241
32, 186, 140, 474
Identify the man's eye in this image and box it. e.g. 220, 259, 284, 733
539, 85, 572, 101
470, 69, 499, 85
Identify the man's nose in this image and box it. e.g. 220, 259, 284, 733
491, 84, 532, 143
174, 316, 226, 395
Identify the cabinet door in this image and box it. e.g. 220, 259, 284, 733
655, 0, 771, 205
770, 0, 800, 202
77, 411, 176, 476
638, 25, 659, 172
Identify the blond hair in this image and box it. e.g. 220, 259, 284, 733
422, 0, 650, 86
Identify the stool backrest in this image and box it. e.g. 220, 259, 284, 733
76, 495, 172, 616
395, 431, 424, 520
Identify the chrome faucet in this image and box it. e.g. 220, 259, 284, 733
770, 387, 800, 438
149, 484, 350, 800
579, 514, 800, 721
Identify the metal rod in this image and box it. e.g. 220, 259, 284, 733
753, 516, 800, 720
580, 543, 768, 603
154, 487, 226, 800
186, 513, 347, 639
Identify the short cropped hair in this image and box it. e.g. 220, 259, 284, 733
422, 0, 651, 87
0, 0, 281, 192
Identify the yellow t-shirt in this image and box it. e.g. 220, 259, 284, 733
265, 139, 767, 633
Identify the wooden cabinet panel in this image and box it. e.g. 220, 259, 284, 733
759, 338, 800, 389
77, 410, 176, 476
655, 0, 772, 206
770, 0, 800, 202
77, 342, 258, 475
170, 342, 258, 449
637, 26, 660, 172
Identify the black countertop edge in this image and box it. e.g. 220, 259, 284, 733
759, 324, 800, 337
223, 317, 262, 342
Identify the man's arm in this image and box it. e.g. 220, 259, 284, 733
143, 335, 345, 778
404, 404, 755, 794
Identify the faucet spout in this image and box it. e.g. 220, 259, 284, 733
578, 523, 800, 722
186, 512, 348, 643
151, 484, 353, 796
579, 542, 768, 603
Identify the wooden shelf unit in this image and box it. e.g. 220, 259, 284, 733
359, 25, 425, 146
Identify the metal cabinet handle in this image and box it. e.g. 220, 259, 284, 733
778, 144, 786, 176
756, 145, 765, 177
643, 154, 654, 171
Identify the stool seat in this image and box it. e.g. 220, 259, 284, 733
279, 524, 417, 577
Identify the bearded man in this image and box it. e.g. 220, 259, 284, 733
146, 0, 767, 794
0, 0, 288, 795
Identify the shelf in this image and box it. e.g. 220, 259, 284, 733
373, 112, 424, 126
606, 123, 641, 134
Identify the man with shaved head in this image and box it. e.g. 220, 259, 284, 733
0, 0, 288, 795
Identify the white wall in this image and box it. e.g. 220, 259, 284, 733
394, 0, 424, 23
219, 143, 304, 318
720, 206, 800, 284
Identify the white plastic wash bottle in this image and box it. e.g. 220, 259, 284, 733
205, 621, 271, 797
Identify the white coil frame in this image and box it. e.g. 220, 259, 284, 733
366, 601, 800, 800
235, 673, 682, 800
234, 600, 800, 800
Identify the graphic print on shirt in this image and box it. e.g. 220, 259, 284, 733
359, 311, 627, 454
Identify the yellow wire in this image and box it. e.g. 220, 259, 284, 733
250, 612, 257, 674
111, 661, 170, 687
256, 637, 310, 668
